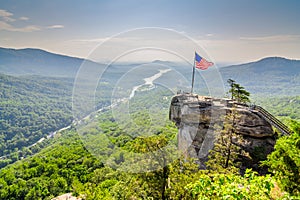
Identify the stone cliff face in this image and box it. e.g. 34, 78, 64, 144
169, 93, 277, 174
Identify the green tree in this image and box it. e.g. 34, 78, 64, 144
227, 79, 236, 100
227, 79, 250, 103
166, 157, 205, 199
206, 108, 249, 173
124, 135, 173, 200
263, 120, 300, 196
187, 169, 275, 200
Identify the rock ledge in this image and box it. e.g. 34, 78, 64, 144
169, 93, 276, 173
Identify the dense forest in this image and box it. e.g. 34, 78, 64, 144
0, 85, 299, 199
0, 72, 119, 168
0, 74, 73, 164
254, 95, 300, 122
0, 112, 299, 199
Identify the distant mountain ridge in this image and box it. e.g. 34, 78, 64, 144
224, 56, 300, 73
0, 47, 300, 95
0, 47, 98, 77
220, 56, 300, 95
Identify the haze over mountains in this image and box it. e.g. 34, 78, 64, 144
0, 47, 299, 96
220, 57, 300, 96
0, 47, 94, 77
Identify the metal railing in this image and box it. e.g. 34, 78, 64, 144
253, 105, 292, 136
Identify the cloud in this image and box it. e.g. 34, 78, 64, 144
0, 9, 13, 17
0, 10, 29, 22
0, 9, 15, 22
0, 9, 38, 32
0, 21, 12, 30
47, 24, 64, 29
70, 37, 111, 43
239, 35, 300, 42
20, 25, 41, 32
19, 16, 29, 21
0, 9, 64, 32
0, 21, 41, 32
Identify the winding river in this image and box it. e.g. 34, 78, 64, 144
0, 68, 172, 160
129, 69, 171, 99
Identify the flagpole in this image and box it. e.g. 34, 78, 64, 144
191, 52, 196, 93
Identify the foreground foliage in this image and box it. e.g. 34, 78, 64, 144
264, 120, 300, 197
188, 169, 274, 200
0, 82, 298, 199
0, 115, 296, 199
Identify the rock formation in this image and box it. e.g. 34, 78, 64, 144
169, 93, 277, 174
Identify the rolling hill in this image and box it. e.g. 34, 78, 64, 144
0, 47, 100, 77
1, 47, 299, 95
220, 57, 300, 96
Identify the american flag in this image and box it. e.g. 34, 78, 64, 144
195, 52, 214, 70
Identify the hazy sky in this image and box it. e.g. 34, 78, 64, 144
1, 0, 300, 63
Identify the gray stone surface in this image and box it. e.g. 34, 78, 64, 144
169, 93, 276, 173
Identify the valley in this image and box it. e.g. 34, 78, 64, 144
0, 47, 299, 199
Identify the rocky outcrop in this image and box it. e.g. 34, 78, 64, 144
169, 93, 277, 174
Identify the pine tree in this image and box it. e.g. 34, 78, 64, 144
206, 108, 249, 173
227, 79, 250, 103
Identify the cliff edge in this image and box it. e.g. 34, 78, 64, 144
169, 93, 277, 174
